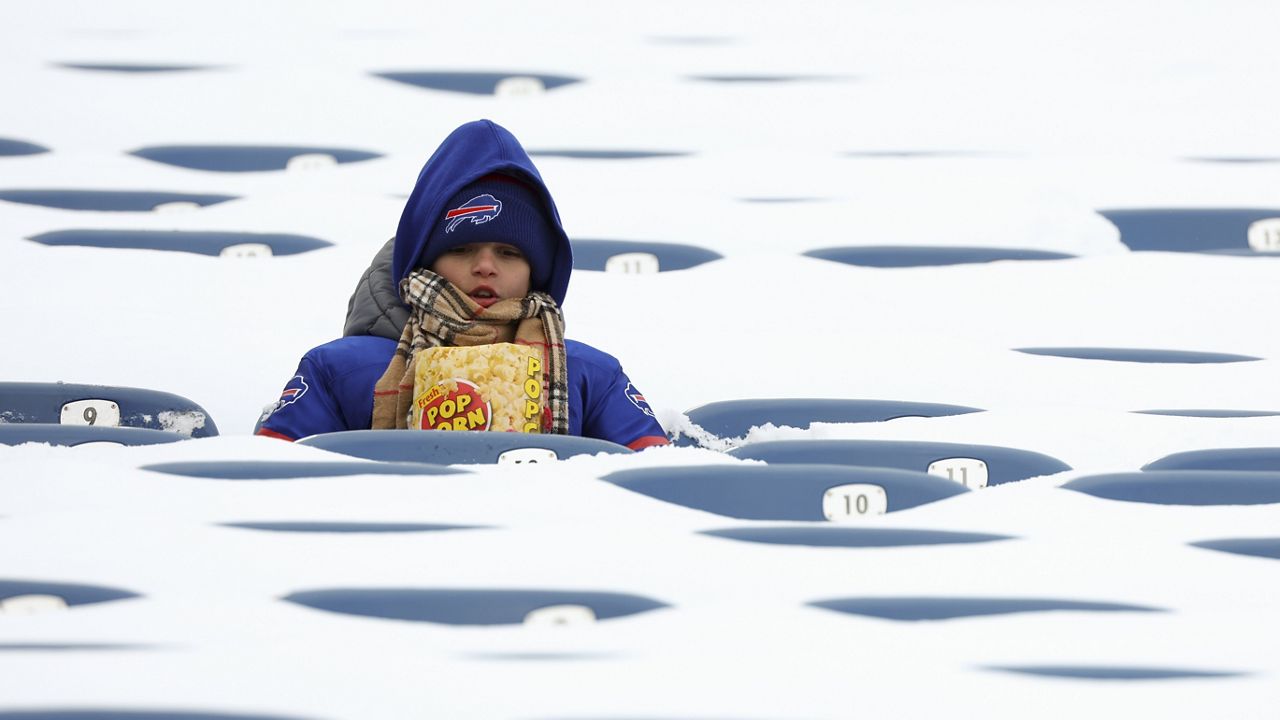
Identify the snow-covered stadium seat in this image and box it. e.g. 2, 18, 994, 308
1014, 347, 1261, 363
808, 597, 1162, 621
28, 229, 332, 257
55, 62, 215, 73
0, 707, 309, 712
283, 588, 667, 625
804, 246, 1075, 268
728, 439, 1070, 488
220, 521, 485, 533
983, 665, 1247, 680
129, 145, 382, 172
0, 189, 237, 212
1189, 537, 1280, 561
679, 398, 983, 447
0, 579, 139, 612
141, 460, 466, 479
0, 138, 48, 156
0, 425, 187, 447
571, 239, 723, 273
1063, 471, 1280, 505
0, 381, 219, 437
295, 429, 631, 464
700, 526, 1013, 548
1142, 447, 1280, 471
372, 70, 582, 95
1099, 207, 1280, 253
602, 464, 967, 520
1133, 409, 1280, 418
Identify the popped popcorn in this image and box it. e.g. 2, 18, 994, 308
410, 343, 544, 432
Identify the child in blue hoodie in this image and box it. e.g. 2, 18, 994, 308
257, 120, 669, 450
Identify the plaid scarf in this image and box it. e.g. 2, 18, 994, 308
371, 269, 569, 434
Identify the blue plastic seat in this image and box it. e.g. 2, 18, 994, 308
283, 588, 667, 625
1184, 155, 1280, 164
983, 665, 1247, 680
220, 522, 485, 533
372, 71, 581, 95
141, 460, 466, 479
805, 246, 1074, 268
28, 230, 331, 257
0, 382, 218, 437
0, 138, 50, 156
0, 425, 187, 447
1098, 207, 1280, 253
1189, 537, 1280, 560
0, 579, 139, 607
0, 643, 156, 652
1133, 409, 1280, 418
1063, 471, 1280, 505
571, 239, 723, 272
55, 62, 215, 73
728, 439, 1070, 488
809, 597, 1162, 621
0, 189, 236, 212
680, 398, 982, 447
1142, 447, 1280, 471
602, 464, 967, 520
295, 429, 631, 464
701, 527, 1013, 548
129, 145, 381, 172
1015, 347, 1261, 363
0, 707, 311, 712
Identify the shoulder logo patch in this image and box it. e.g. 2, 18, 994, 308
624, 382, 655, 417
445, 194, 502, 233
277, 375, 309, 410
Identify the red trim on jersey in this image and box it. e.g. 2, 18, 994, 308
255, 427, 296, 442
627, 435, 670, 451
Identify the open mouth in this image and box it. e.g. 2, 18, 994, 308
470, 286, 499, 307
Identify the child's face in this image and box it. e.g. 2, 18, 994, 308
431, 242, 532, 308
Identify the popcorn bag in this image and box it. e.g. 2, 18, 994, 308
410, 343, 545, 433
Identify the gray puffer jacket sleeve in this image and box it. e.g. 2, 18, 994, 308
343, 237, 409, 340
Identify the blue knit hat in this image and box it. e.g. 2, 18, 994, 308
419, 174, 559, 294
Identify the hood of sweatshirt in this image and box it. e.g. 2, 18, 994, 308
393, 119, 573, 305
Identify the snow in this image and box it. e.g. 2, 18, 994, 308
2, 1, 1279, 717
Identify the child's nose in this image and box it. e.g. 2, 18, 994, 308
473, 247, 498, 274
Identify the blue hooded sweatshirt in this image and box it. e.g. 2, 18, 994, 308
258, 120, 669, 449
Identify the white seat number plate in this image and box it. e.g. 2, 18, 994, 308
822, 483, 887, 521
1247, 218, 1280, 252
286, 153, 338, 171
524, 604, 596, 627
220, 243, 274, 258
927, 457, 989, 489
0, 594, 69, 615
495, 76, 546, 97
498, 448, 559, 465
60, 399, 121, 427
605, 252, 661, 274
152, 201, 201, 214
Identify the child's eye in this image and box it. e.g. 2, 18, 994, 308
445, 246, 471, 255
499, 246, 524, 258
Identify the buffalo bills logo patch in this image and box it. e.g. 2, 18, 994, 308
445, 194, 502, 233
277, 375, 309, 410
625, 382, 655, 417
